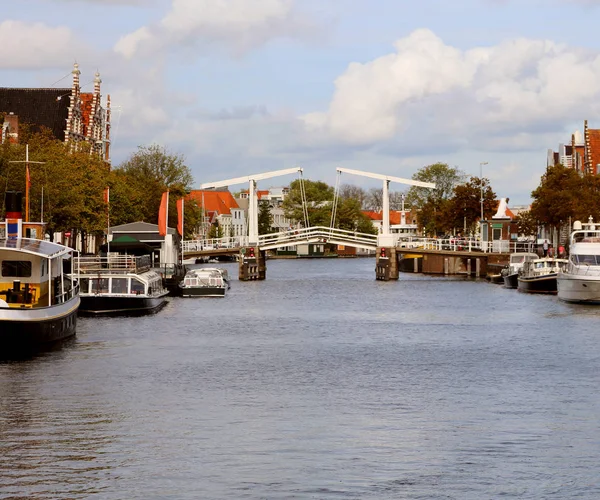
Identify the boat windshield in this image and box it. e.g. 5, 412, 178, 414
572, 254, 600, 266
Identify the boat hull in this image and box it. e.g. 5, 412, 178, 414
518, 274, 558, 294
78, 293, 168, 316
180, 286, 227, 298
0, 296, 80, 357
503, 273, 518, 289
557, 274, 600, 304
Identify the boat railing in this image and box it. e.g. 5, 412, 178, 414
76, 254, 152, 274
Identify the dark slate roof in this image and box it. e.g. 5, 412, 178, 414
110, 221, 177, 241
0, 88, 71, 141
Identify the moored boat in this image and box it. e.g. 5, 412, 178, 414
517, 257, 568, 294
503, 252, 538, 289
1, 192, 79, 356
179, 267, 230, 297
76, 254, 169, 315
558, 217, 600, 304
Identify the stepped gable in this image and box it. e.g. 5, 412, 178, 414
0, 88, 70, 140
584, 120, 600, 175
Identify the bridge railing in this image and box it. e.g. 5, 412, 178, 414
404, 237, 537, 254
182, 236, 247, 253
258, 226, 378, 248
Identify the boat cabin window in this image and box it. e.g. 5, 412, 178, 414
2, 260, 32, 278
80, 277, 89, 294
131, 278, 145, 294
111, 278, 128, 294
91, 278, 109, 293
575, 255, 599, 265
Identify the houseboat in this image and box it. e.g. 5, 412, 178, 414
1, 192, 80, 356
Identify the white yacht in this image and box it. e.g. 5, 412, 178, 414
557, 217, 600, 304
179, 267, 230, 297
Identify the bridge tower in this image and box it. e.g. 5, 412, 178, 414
200, 167, 303, 281
336, 168, 435, 280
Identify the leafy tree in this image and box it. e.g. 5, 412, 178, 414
530, 164, 582, 233
283, 179, 334, 227
334, 197, 377, 234
208, 220, 223, 239
514, 210, 538, 239
114, 144, 193, 226
258, 200, 273, 234
404, 163, 464, 236
443, 176, 496, 235
405, 162, 465, 209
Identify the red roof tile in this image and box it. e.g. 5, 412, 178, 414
187, 190, 239, 215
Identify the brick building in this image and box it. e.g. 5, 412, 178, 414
547, 120, 600, 175
0, 63, 111, 162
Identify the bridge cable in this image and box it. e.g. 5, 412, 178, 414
329, 170, 341, 235
299, 170, 310, 230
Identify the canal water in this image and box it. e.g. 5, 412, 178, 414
1, 258, 600, 499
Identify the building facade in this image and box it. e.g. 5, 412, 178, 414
0, 63, 111, 162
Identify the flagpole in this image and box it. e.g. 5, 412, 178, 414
107, 187, 110, 256
25, 144, 29, 222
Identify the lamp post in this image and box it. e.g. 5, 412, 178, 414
480, 162, 488, 245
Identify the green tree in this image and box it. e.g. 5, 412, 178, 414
405, 163, 464, 236
114, 144, 193, 226
283, 179, 334, 227
530, 164, 582, 233
514, 210, 538, 239
258, 200, 273, 234
334, 197, 377, 234
443, 176, 496, 235
208, 220, 223, 239
405, 162, 465, 209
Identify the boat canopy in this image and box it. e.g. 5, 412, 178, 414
0, 238, 73, 258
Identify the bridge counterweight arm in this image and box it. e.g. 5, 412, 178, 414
199, 167, 303, 189
336, 167, 435, 189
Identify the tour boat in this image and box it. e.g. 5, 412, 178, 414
76, 254, 169, 315
179, 267, 230, 297
517, 257, 568, 294
557, 218, 600, 304
1, 193, 80, 356
502, 252, 539, 289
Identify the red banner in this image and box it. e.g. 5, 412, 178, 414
176, 198, 184, 236
158, 192, 169, 236
103, 187, 110, 204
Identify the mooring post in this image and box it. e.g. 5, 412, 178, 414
239, 246, 265, 281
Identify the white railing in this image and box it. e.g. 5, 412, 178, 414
77, 254, 151, 274
258, 226, 378, 250
182, 231, 537, 255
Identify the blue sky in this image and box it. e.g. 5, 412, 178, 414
3, 0, 600, 204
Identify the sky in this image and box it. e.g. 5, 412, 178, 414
3, 0, 600, 204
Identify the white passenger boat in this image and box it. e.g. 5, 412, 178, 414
179, 267, 230, 297
76, 254, 169, 315
558, 217, 600, 304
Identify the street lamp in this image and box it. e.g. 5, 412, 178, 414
479, 162, 488, 222
480, 161, 488, 243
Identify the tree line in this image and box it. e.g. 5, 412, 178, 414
2, 126, 595, 243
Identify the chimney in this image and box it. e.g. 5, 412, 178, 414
4, 191, 23, 239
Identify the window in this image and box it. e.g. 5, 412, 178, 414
131, 278, 145, 294
91, 278, 109, 293
2, 260, 32, 277
111, 278, 128, 294
80, 277, 89, 293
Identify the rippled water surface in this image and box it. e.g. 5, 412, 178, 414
2, 258, 600, 499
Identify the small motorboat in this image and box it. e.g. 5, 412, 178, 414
179, 267, 230, 297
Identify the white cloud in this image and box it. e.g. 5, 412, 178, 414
114, 0, 314, 59
303, 29, 600, 152
0, 21, 87, 69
